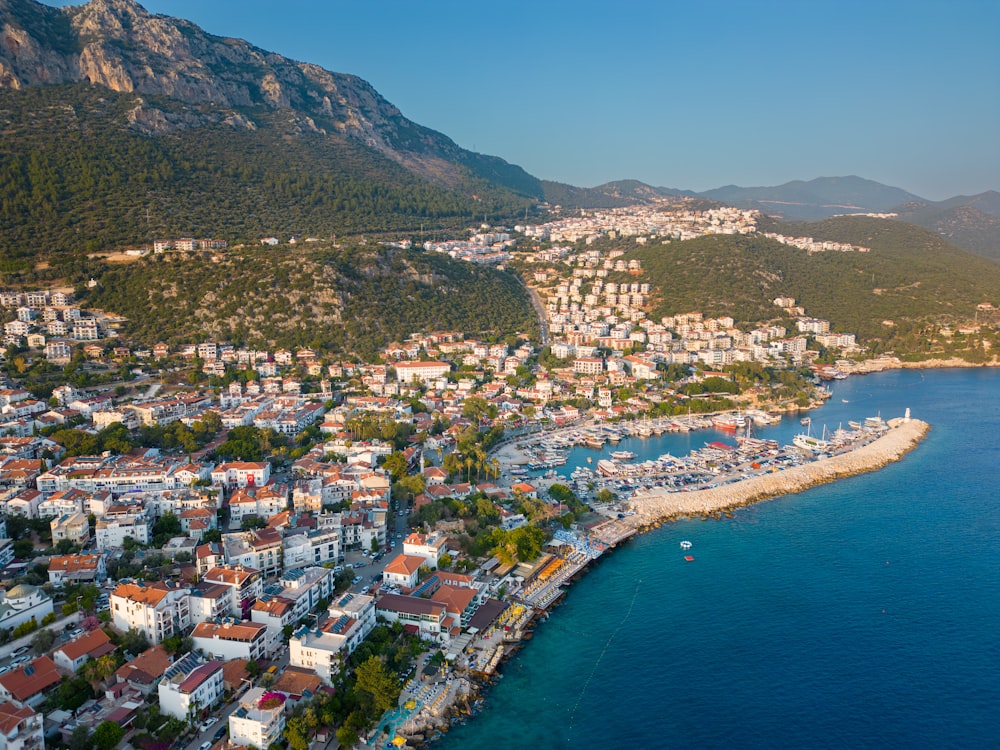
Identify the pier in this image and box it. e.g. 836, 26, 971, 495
623, 416, 930, 525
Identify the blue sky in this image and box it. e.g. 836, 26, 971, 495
44, 0, 1000, 199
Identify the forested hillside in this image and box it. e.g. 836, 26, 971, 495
81, 245, 538, 359
0, 85, 536, 267
615, 217, 1000, 341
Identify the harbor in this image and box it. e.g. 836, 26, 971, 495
624, 414, 929, 525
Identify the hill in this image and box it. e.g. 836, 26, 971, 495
892, 193, 1000, 261
0, 0, 547, 263
619, 216, 1000, 343
79, 244, 538, 359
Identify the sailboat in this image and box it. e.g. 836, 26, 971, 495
794, 420, 830, 452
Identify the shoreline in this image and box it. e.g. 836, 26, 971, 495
623, 417, 930, 525
398, 417, 931, 748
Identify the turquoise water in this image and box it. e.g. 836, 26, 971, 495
440, 369, 1000, 749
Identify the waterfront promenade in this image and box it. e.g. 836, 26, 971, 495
624, 416, 930, 525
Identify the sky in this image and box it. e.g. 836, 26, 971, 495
43, 0, 1000, 200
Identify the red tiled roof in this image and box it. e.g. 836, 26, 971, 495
0, 656, 60, 702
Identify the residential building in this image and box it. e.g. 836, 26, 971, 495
113, 645, 173, 696
402, 532, 448, 567
46, 553, 107, 586
95, 507, 153, 549
0, 657, 60, 709
191, 620, 269, 662
375, 594, 449, 644
110, 581, 191, 645
250, 596, 296, 652
288, 593, 375, 684
0, 701, 43, 750
187, 582, 234, 623
281, 528, 340, 570
223, 527, 283, 578
49, 512, 90, 547
228, 687, 286, 749
157, 653, 224, 721
382, 554, 424, 590
51, 628, 116, 673
202, 565, 263, 618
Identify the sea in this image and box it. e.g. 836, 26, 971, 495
439, 368, 1000, 749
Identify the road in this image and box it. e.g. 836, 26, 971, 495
0, 610, 83, 667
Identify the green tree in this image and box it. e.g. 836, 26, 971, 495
30, 628, 55, 653
92, 721, 125, 750
354, 656, 400, 714
67, 726, 92, 750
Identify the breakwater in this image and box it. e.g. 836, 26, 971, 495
624, 416, 930, 525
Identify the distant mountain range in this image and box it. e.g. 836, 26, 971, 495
550, 177, 1000, 261
0, 0, 996, 266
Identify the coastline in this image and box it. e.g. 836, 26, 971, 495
400, 416, 931, 748
623, 417, 930, 526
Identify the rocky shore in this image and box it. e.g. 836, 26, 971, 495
624, 417, 930, 525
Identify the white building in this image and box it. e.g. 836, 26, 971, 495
228, 687, 286, 749
402, 532, 448, 568
0, 585, 53, 633
211, 461, 271, 488
158, 653, 225, 721
202, 565, 263, 618
191, 620, 269, 662
110, 581, 191, 645
0, 701, 43, 750
281, 528, 340, 570
289, 592, 375, 684
393, 360, 451, 385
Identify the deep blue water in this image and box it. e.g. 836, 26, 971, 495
440, 369, 1000, 749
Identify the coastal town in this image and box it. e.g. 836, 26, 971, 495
0, 210, 941, 750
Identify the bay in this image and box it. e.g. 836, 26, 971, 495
439, 368, 1000, 749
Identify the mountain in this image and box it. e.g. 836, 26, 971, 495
698, 176, 924, 221
0, 0, 548, 264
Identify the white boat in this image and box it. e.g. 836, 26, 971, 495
610, 450, 637, 461
680, 540, 692, 550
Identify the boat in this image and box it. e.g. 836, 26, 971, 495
800, 416, 812, 426
610, 450, 637, 461
586, 456, 593, 464
793, 423, 830, 452
712, 413, 746, 431
684, 555, 695, 562
680, 540, 692, 550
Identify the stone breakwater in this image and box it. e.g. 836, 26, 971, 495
624, 418, 930, 526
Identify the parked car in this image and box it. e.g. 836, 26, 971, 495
198, 742, 212, 750
213, 726, 227, 742
199, 716, 218, 732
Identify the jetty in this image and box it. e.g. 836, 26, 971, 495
623, 416, 929, 525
